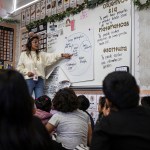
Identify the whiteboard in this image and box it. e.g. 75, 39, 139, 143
47, 0, 132, 87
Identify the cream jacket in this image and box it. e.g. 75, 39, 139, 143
17, 51, 62, 79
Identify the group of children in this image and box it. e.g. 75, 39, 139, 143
33, 88, 150, 150
33, 89, 92, 150
1, 69, 150, 150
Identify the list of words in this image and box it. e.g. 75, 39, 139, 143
97, 0, 131, 70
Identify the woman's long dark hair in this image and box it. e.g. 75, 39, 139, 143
26, 36, 40, 59
0, 69, 53, 150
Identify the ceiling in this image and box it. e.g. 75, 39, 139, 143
0, 0, 14, 17
16, 0, 35, 9
0, 0, 36, 17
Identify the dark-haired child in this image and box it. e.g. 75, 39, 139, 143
141, 96, 150, 108
91, 71, 150, 150
34, 95, 53, 125
96, 96, 106, 123
77, 95, 95, 132
46, 88, 92, 150
0, 69, 57, 150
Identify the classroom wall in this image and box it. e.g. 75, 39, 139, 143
134, 8, 150, 92
11, 1, 150, 95
3, 1, 148, 124
46, 1, 132, 88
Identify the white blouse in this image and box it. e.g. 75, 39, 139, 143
17, 51, 62, 79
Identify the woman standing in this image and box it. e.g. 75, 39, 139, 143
17, 32, 72, 98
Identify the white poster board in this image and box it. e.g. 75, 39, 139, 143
46, 0, 132, 87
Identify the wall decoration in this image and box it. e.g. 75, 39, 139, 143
21, 31, 28, 51
57, 0, 64, 13
31, 4, 36, 22
134, 0, 150, 10
36, 2, 41, 21
0, 26, 14, 62
21, 9, 26, 27
26, 7, 31, 25
46, 0, 52, 16
64, 0, 70, 11
0, 17, 19, 24
51, 0, 57, 15
41, 0, 46, 19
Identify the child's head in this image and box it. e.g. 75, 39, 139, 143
77, 95, 90, 111
35, 95, 51, 112
98, 96, 106, 113
0, 69, 34, 123
103, 71, 139, 110
141, 96, 150, 108
52, 88, 78, 113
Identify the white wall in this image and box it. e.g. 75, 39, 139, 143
134, 8, 150, 90
12, 0, 150, 89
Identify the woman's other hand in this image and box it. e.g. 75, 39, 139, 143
61, 53, 73, 59
27, 72, 34, 77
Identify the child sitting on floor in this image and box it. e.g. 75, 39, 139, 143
34, 95, 53, 125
